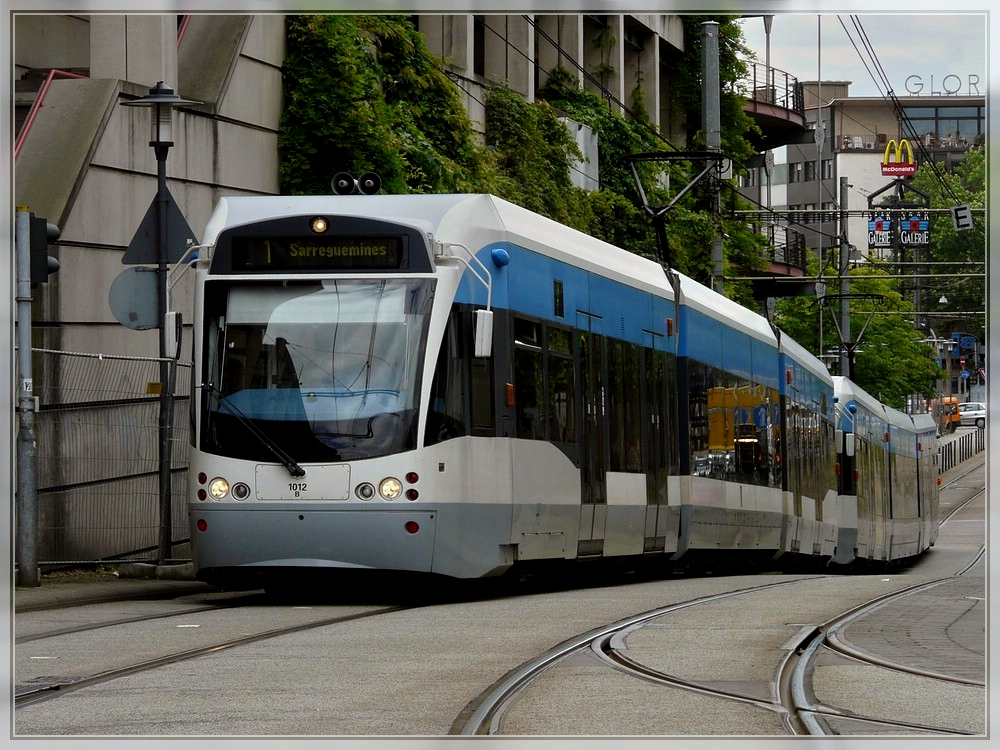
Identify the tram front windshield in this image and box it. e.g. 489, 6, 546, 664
204, 278, 434, 462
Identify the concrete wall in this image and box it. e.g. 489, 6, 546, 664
13, 14, 89, 75
14, 13, 285, 357
419, 13, 684, 139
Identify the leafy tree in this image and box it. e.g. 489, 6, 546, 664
536, 48, 770, 296
774, 254, 942, 408
483, 84, 587, 226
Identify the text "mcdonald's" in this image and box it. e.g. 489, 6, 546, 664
881, 139, 917, 176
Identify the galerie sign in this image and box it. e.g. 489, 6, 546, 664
868, 210, 931, 249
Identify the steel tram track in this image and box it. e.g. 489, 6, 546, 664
789, 575, 984, 735
787, 493, 986, 736
451, 461, 987, 736
450, 577, 813, 735
21, 459, 984, 726
456, 524, 985, 736
15, 604, 413, 709
940, 486, 986, 528
15, 582, 216, 614
16, 602, 240, 644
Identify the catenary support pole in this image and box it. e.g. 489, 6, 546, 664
839, 177, 851, 377
702, 21, 724, 295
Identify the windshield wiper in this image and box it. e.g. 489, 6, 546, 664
202, 383, 306, 477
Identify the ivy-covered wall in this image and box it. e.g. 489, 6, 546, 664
278, 14, 768, 301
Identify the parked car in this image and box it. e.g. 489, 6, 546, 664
958, 401, 987, 429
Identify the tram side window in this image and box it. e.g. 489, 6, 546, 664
471, 355, 494, 432
687, 361, 711, 460
608, 339, 642, 472
547, 328, 575, 443
513, 318, 544, 439
425, 313, 468, 445
512, 317, 576, 444
645, 348, 672, 500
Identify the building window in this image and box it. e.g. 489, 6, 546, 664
804, 161, 816, 181
789, 163, 804, 183
821, 159, 833, 180
473, 16, 485, 77
900, 105, 984, 147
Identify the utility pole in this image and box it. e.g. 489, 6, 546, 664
121, 83, 199, 566
702, 21, 724, 295
623, 22, 728, 288
15, 207, 39, 587
839, 177, 851, 376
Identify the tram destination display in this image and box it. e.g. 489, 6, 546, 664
232, 235, 406, 271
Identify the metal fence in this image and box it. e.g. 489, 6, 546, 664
29, 348, 191, 565
939, 427, 986, 475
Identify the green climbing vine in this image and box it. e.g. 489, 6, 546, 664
280, 15, 500, 196
279, 14, 768, 302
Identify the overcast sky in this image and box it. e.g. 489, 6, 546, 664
737, 13, 987, 100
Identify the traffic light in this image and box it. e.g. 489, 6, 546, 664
29, 212, 60, 286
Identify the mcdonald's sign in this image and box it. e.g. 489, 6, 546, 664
881, 138, 917, 176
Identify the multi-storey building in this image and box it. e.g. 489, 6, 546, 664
738, 77, 985, 395
741, 80, 984, 269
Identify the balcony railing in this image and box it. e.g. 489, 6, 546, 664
763, 225, 807, 271
839, 132, 983, 151
738, 61, 804, 117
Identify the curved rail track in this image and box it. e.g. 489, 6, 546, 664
453, 463, 985, 736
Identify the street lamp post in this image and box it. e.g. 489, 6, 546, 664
121, 82, 199, 566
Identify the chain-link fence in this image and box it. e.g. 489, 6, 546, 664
28, 348, 191, 565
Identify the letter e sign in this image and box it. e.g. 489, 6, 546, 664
951, 204, 974, 232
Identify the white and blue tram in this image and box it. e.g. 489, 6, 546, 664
832, 376, 939, 566
187, 193, 937, 586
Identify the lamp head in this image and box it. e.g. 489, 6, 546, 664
121, 81, 201, 147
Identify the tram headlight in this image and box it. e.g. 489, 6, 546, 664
355, 482, 376, 500
208, 477, 230, 499
379, 477, 403, 500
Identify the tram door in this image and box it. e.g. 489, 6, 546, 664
783, 389, 805, 523
577, 325, 607, 555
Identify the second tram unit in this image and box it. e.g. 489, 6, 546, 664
187, 193, 937, 587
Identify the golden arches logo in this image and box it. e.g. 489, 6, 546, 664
881, 138, 917, 176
